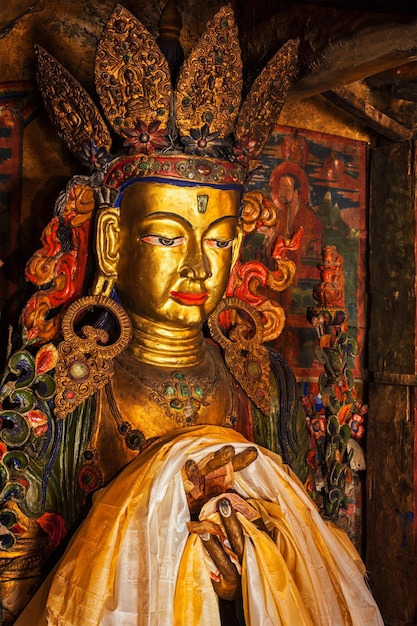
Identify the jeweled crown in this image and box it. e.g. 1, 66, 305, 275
35, 4, 299, 185
21, 3, 300, 348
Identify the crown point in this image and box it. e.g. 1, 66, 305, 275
95, 5, 172, 135
175, 5, 242, 138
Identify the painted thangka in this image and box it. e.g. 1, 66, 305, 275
245, 124, 367, 381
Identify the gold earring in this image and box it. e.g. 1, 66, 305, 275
208, 297, 270, 415
54, 295, 132, 419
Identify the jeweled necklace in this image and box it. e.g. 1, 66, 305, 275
105, 382, 147, 451
114, 348, 222, 427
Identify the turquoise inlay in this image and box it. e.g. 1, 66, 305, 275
197, 194, 209, 213
179, 384, 191, 397
194, 386, 204, 398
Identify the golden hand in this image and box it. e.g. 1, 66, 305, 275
198, 498, 244, 601
182, 445, 260, 601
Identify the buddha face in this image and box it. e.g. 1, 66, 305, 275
116, 181, 242, 327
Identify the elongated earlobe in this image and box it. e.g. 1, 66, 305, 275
92, 207, 120, 296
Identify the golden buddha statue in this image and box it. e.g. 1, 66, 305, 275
1, 5, 382, 625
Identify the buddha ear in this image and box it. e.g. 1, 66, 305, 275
230, 221, 244, 271
92, 207, 120, 297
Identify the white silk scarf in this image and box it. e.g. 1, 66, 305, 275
16, 426, 383, 626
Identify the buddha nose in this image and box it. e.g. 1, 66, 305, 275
180, 245, 211, 280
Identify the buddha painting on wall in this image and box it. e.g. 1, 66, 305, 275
0, 4, 383, 625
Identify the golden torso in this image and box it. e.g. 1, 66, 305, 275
91, 315, 236, 485
112, 346, 235, 437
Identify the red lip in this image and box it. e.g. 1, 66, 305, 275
170, 291, 209, 305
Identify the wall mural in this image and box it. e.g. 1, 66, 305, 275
241, 124, 368, 546
245, 123, 367, 382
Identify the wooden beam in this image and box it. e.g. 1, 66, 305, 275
366, 61, 417, 89
323, 86, 413, 141
236, 3, 417, 101
291, 44, 417, 102
290, 11, 417, 100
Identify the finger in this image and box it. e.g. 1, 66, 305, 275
217, 497, 244, 562
232, 447, 258, 472
199, 532, 239, 601
212, 577, 239, 602
184, 459, 199, 480
199, 532, 239, 583
187, 520, 223, 537
200, 445, 235, 477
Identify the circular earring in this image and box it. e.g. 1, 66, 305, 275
208, 296, 270, 415
54, 295, 132, 419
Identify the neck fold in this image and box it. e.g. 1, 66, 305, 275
123, 310, 207, 367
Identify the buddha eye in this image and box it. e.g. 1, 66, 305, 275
141, 235, 185, 247
205, 239, 233, 249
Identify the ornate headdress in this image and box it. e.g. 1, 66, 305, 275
35, 4, 298, 189
21, 3, 299, 350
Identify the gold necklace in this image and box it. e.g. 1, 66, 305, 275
114, 348, 222, 428
105, 382, 148, 451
